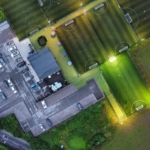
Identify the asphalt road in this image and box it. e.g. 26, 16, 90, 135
0, 43, 38, 116
0, 130, 30, 150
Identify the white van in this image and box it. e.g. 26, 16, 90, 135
41, 100, 47, 109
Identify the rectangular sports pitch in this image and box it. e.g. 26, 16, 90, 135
42, 0, 93, 22
100, 52, 150, 116
56, 15, 107, 74
86, 0, 138, 56
0, 0, 48, 40
118, 0, 150, 39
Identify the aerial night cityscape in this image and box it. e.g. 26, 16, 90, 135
0, 0, 150, 150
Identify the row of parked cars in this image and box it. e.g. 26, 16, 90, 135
0, 53, 6, 69
7, 42, 41, 94
39, 118, 53, 132
0, 78, 17, 100
38, 101, 83, 132
7, 43, 29, 74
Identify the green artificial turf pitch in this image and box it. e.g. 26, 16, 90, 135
0, 0, 48, 40
118, 0, 150, 39
100, 52, 150, 116
56, 15, 107, 74
86, 0, 138, 56
42, 0, 94, 22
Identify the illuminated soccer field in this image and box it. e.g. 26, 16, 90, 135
100, 52, 150, 116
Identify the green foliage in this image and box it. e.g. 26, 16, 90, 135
30, 138, 51, 150
87, 133, 106, 150
68, 135, 86, 150
0, 144, 10, 150
0, 115, 22, 137
0, 100, 116, 150
0, 9, 5, 22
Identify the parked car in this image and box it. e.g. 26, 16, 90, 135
11, 85, 17, 94
39, 124, 45, 132
30, 82, 41, 93
46, 119, 52, 127
7, 78, 13, 86
77, 102, 83, 110
10, 50, 19, 57
17, 61, 26, 68
15, 57, 23, 63
0, 89, 7, 100
20, 67, 29, 74
28, 50, 35, 55
8, 47, 13, 52
3, 80, 9, 89
0, 58, 6, 66
0, 62, 2, 68
41, 100, 47, 109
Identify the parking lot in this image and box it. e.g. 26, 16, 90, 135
0, 36, 38, 117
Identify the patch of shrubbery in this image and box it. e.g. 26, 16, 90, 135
0, 9, 5, 22
87, 133, 106, 150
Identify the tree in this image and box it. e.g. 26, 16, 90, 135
0, 10, 5, 22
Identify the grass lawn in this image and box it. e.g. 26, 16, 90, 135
101, 106, 150, 150
0, 0, 48, 40
0, 100, 118, 150
56, 15, 107, 74
118, 0, 150, 39
100, 52, 150, 116
42, 0, 94, 22
86, 0, 138, 56
129, 39, 150, 89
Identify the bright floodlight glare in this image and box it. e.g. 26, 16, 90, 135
109, 56, 117, 62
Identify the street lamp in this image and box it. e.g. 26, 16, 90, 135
109, 56, 117, 62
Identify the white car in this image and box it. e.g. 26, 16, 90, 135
8, 46, 16, 52
9, 47, 13, 51
41, 100, 47, 109
7, 79, 13, 86
11, 86, 17, 94
39, 124, 45, 132
0, 62, 2, 68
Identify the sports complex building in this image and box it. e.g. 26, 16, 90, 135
0, 0, 150, 134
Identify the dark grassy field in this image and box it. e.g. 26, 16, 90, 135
42, 0, 94, 22
56, 15, 107, 74
129, 39, 150, 89
100, 52, 150, 116
86, 0, 138, 56
118, 0, 150, 39
0, 0, 48, 40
